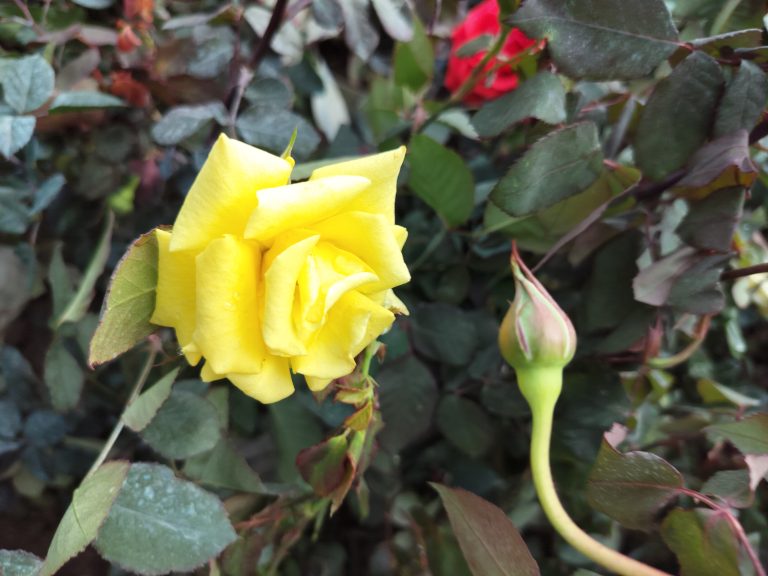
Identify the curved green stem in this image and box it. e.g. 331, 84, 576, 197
517, 367, 672, 576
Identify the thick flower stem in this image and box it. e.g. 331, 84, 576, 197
517, 367, 672, 576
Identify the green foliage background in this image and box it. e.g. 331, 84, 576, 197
1, 0, 768, 575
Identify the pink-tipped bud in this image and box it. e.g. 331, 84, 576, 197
499, 244, 576, 371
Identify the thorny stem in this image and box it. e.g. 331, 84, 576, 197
677, 487, 766, 576
85, 346, 158, 478
518, 367, 672, 576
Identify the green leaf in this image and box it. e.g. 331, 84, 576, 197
696, 379, 760, 408
31, 174, 65, 215
94, 463, 236, 575
88, 228, 158, 367
511, 0, 678, 80
71, 0, 115, 7
371, 0, 413, 42
0, 115, 35, 159
635, 52, 724, 181
436, 396, 495, 458
586, 434, 683, 530
455, 34, 494, 58
0, 550, 43, 576
122, 368, 179, 432
40, 461, 130, 576
0, 55, 55, 113
54, 211, 114, 328
472, 72, 567, 137
407, 134, 474, 227
432, 484, 539, 576
140, 390, 222, 459
660, 509, 740, 576
707, 413, 768, 455
44, 338, 84, 412
47, 243, 74, 321
714, 60, 768, 137
700, 469, 753, 508
672, 132, 756, 200
297, 434, 351, 496
378, 355, 438, 453
49, 91, 126, 113
151, 103, 227, 146
244, 77, 293, 109
183, 439, 265, 493
236, 105, 320, 160
490, 122, 603, 217
411, 303, 478, 365
338, 0, 380, 61
677, 187, 746, 252
269, 396, 324, 482
393, 17, 433, 91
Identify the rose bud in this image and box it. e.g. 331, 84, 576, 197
499, 243, 576, 372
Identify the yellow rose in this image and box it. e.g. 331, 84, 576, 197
150, 134, 410, 403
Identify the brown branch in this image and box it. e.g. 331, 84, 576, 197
248, 0, 289, 72
721, 263, 768, 280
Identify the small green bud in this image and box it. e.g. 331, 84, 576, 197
498, 244, 576, 371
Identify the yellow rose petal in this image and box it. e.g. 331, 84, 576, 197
170, 134, 293, 252
309, 146, 406, 224
262, 234, 320, 356
150, 229, 201, 365
200, 361, 224, 383
310, 212, 410, 293
244, 175, 371, 246
228, 355, 294, 403
370, 289, 410, 316
194, 235, 265, 374
292, 291, 394, 380
305, 376, 332, 392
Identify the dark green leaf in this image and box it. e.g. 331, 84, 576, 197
660, 509, 740, 576
151, 103, 227, 146
473, 72, 566, 137
236, 105, 320, 159
183, 439, 265, 493
455, 34, 494, 58
49, 91, 126, 113
94, 463, 236, 575
672, 132, 755, 199
244, 77, 293, 108
707, 414, 768, 455
122, 368, 179, 432
31, 174, 65, 215
432, 484, 539, 576
714, 60, 768, 137
407, 134, 474, 227
269, 396, 324, 482
436, 396, 495, 458
587, 434, 683, 530
44, 338, 84, 412
23, 411, 68, 447
47, 244, 73, 323
71, 0, 115, 7
701, 469, 753, 508
40, 461, 130, 576
677, 188, 745, 252
393, 17, 432, 90
0, 550, 43, 576
140, 390, 221, 459
0, 115, 35, 159
696, 379, 759, 408
0, 55, 55, 113
511, 0, 678, 80
411, 303, 478, 365
378, 355, 438, 453
635, 52, 724, 180
490, 122, 603, 217
89, 229, 158, 366
0, 400, 21, 439
689, 29, 763, 54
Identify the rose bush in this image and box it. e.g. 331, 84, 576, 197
444, 0, 536, 103
150, 134, 410, 403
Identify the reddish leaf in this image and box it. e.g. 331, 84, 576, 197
432, 484, 539, 576
587, 432, 684, 531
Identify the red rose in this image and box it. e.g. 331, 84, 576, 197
445, 0, 536, 104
